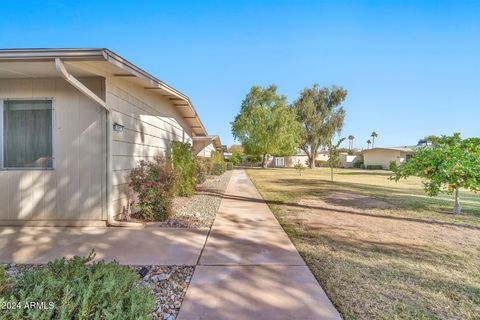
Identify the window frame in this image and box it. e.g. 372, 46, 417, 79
0, 98, 56, 171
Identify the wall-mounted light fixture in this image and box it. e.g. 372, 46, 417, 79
113, 123, 124, 133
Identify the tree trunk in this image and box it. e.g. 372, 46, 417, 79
261, 154, 267, 169
454, 187, 461, 214
309, 155, 315, 169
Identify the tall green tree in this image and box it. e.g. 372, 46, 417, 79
348, 135, 355, 150
231, 85, 300, 168
367, 139, 372, 149
391, 133, 480, 214
370, 131, 378, 148
293, 85, 347, 169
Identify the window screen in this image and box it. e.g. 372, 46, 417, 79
3, 100, 53, 168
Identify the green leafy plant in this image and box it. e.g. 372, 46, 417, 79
391, 133, 480, 214
389, 160, 398, 172
226, 162, 234, 170
211, 163, 226, 175
0, 265, 6, 295
353, 160, 364, 168
294, 161, 305, 176
195, 158, 209, 184
1, 252, 154, 319
129, 156, 177, 221
171, 141, 196, 196
229, 153, 242, 166
366, 165, 384, 170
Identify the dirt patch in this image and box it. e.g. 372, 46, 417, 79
300, 192, 397, 210
292, 192, 480, 257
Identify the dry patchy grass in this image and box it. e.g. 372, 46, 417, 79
247, 168, 480, 320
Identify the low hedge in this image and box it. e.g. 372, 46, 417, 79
315, 160, 328, 167
353, 161, 364, 168
211, 162, 226, 175
0, 252, 153, 319
366, 165, 384, 170
226, 162, 234, 170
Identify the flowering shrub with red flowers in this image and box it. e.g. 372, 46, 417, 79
129, 156, 178, 221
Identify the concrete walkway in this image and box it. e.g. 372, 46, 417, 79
178, 169, 341, 320
0, 227, 208, 265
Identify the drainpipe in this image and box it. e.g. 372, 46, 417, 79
55, 58, 143, 228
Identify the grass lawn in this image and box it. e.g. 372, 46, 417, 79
247, 168, 480, 320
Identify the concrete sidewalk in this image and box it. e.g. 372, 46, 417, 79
0, 227, 208, 265
178, 169, 341, 320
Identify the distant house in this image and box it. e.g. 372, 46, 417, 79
361, 147, 415, 170
267, 149, 329, 168
0, 48, 218, 226
193, 135, 223, 158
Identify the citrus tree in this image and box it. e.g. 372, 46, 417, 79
391, 133, 480, 214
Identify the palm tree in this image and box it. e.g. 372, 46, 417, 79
370, 131, 378, 148
348, 135, 355, 150
367, 139, 372, 149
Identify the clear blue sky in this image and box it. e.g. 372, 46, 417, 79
1, 1, 479, 149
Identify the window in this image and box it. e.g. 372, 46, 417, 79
1, 99, 54, 169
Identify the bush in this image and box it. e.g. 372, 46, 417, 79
1, 252, 153, 319
389, 160, 398, 172
229, 153, 242, 166
294, 161, 305, 176
366, 165, 384, 170
0, 265, 6, 295
226, 162, 234, 170
315, 160, 328, 167
211, 162, 226, 175
353, 161, 364, 168
129, 156, 177, 221
195, 158, 209, 184
171, 141, 196, 196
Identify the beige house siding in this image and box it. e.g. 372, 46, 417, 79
196, 142, 216, 158
0, 78, 106, 225
106, 77, 193, 219
363, 149, 409, 169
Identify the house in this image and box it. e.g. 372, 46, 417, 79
267, 149, 329, 168
361, 147, 415, 170
193, 135, 223, 158
0, 48, 217, 226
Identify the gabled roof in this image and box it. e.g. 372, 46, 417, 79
0, 48, 208, 136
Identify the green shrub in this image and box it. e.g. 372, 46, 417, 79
366, 164, 384, 170
353, 161, 364, 168
171, 141, 196, 196
195, 158, 209, 184
294, 161, 305, 176
226, 162, 234, 170
0, 265, 6, 295
1, 252, 153, 319
229, 153, 242, 166
129, 156, 177, 221
315, 160, 328, 167
211, 162, 226, 175
389, 160, 398, 172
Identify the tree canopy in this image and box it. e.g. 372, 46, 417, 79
391, 133, 480, 214
293, 85, 347, 168
231, 85, 300, 167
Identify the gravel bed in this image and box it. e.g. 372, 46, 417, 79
1, 263, 194, 320
153, 171, 232, 228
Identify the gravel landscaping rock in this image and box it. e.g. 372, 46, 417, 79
1, 263, 194, 320
153, 171, 232, 228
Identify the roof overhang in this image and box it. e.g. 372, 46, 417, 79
192, 135, 222, 149
0, 48, 208, 136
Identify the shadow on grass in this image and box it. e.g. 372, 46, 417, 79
200, 190, 480, 231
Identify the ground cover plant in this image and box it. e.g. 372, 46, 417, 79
247, 167, 480, 319
0, 253, 154, 319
